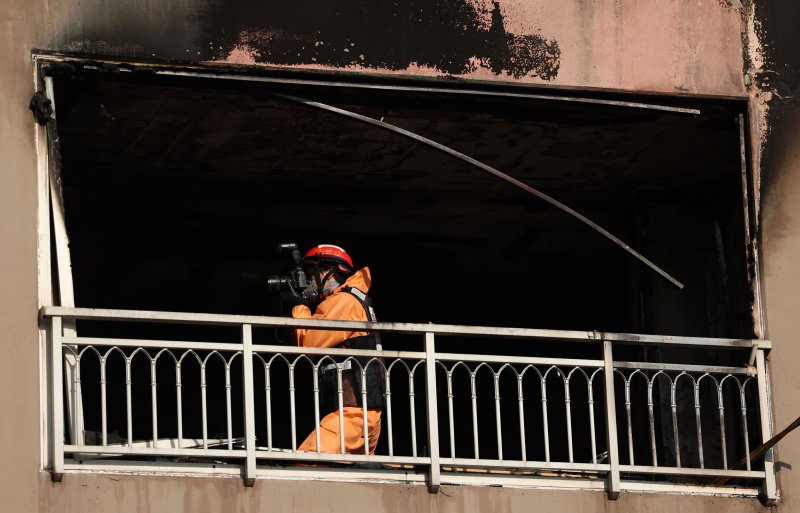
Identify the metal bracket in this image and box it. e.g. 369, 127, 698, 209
748, 341, 759, 367
745, 341, 760, 377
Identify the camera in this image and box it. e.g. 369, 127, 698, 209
266, 243, 316, 304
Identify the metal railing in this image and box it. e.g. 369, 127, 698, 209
40, 307, 776, 499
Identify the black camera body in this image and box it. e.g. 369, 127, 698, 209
266, 243, 314, 304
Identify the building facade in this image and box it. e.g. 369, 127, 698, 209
2, 1, 800, 511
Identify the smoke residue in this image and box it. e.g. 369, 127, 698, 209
205, 0, 560, 80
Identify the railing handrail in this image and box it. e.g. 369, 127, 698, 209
42, 306, 778, 502
40, 306, 768, 350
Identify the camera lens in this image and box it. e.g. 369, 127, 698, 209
266, 276, 287, 292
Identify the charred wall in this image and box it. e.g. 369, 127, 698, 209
753, 1, 800, 511
44, 0, 747, 95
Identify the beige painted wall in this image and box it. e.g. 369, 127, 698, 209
761, 106, 800, 512
214, 0, 747, 96
0, 0, 47, 512
39, 472, 770, 513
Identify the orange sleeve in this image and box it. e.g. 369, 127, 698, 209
291, 293, 368, 348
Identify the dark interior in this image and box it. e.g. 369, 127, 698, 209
51, 66, 753, 340
49, 65, 758, 469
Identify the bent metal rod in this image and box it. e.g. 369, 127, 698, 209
273, 93, 684, 290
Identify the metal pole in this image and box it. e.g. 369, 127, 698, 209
225, 364, 233, 451
176, 364, 183, 447
241, 324, 256, 486
565, 376, 573, 463
756, 350, 777, 504
603, 341, 621, 500
671, 383, 681, 468
337, 369, 345, 454
494, 373, 504, 461
100, 357, 107, 446
289, 364, 297, 451
541, 376, 550, 462
362, 369, 369, 456
717, 384, 728, 469
471, 372, 479, 460
517, 375, 526, 462
201, 364, 208, 449
126, 358, 133, 447
740, 388, 751, 471
694, 381, 704, 469
50, 316, 64, 482
151, 360, 158, 446
588, 380, 597, 464
410, 372, 419, 458
273, 93, 684, 290
313, 366, 321, 454
448, 373, 456, 459
624, 378, 634, 465
647, 380, 657, 466
265, 365, 273, 451
424, 332, 441, 493
386, 375, 394, 456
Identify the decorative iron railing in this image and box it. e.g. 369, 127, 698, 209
40, 307, 776, 500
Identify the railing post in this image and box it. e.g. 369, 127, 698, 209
50, 316, 64, 482
755, 349, 777, 505
603, 340, 620, 500
241, 324, 257, 487
424, 332, 441, 493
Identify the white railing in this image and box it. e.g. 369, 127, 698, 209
40, 307, 776, 500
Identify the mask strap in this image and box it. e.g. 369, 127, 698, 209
320, 269, 339, 291
313, 267, 338, 297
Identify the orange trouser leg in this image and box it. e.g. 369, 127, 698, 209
298, 407, 382, 455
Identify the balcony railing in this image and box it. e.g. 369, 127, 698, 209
40, 307, 776, 500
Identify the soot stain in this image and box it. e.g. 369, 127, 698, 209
752, 0, 800, 196
204, 0, 560, 80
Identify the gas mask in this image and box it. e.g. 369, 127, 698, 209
304, 265, 341, 305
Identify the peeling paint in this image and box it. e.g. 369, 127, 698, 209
208, 0, 560, 80
740, 1, 772, 231
718, 0, 745, 10
225, 44, 259, 65
742, 3, 771, 146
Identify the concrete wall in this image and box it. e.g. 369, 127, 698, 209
754, 2, 800, 511
39, 473, 769, 513
1, 0, 796, 511
42, 0, 747, 96
0, 0, 48, 511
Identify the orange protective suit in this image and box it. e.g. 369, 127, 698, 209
293, 267, 382, 454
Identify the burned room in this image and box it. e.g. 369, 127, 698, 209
44, 61, 761, 475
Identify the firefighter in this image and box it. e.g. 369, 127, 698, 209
289, 244, 384, 455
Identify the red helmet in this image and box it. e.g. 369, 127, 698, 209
302, 244, 354, 275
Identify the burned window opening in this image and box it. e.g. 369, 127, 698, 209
46, 64, 760, 480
